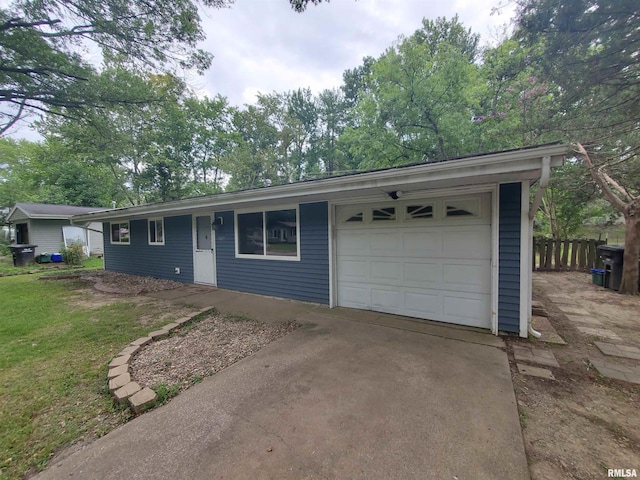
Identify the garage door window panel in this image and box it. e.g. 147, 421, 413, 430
372, 207, 396, 221
406, 204, 434, 220
444, 198, 480, 218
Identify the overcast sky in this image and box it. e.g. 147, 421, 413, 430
9, 0, 516, 140
195, 0, 516, 105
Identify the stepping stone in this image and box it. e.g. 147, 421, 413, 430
113, 382, 142, 405
129, 387, 157, 414
547, 295, 576, 305
513, 345, 560, 368
118, 345, 141, 357
108, 354, 131, 368
148, 329, 170, 340
531, 316, 567, 345
131, 336, 152, 347
517, 364, 556, 380
590, 359, 640, 384
595, 342, 640, 361
576, 326, 621, 341
565, 315, 603, 326
531, 300, 548, 317
557, 305, 590, 315
108, 373, 131, 393
107, 364, 129, 379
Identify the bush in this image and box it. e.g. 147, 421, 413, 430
61, 244, 85, 266
0, 230, 10, 256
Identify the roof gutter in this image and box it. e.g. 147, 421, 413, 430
527, 155, 552, 339
73, 144, 568, 223
528, 155, 551, 221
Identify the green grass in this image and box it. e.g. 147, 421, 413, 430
0, 255, 103, 276
0, 274, 171, 480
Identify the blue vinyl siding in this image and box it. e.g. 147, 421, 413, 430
498, 183, 522, 333
103, 215, 194, 283
215, 202, 329, 304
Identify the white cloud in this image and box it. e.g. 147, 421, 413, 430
198, 0, 517, 107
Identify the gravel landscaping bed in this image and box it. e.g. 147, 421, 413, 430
130, 314, 299, 392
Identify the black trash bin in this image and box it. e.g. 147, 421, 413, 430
597, 245, 625, 291
8, 244, 38, 267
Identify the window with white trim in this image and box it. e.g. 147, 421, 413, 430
236, 208, 299, 259
110, 222, 130, 244
148, 218, 164, 245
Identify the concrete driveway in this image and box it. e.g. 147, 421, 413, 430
35, 304, 529, 480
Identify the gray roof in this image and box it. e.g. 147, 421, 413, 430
9, 203, 107, 220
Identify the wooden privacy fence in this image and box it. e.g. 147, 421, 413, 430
532, 237, 606, 272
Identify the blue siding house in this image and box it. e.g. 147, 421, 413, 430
74, 144, 567, 337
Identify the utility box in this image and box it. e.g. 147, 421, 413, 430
597, 245, 625, 291
8, 244, 38, 267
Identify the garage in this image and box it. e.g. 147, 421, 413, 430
336, 193, 492, 329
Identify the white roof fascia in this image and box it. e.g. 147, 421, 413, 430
73, 144, 568, 223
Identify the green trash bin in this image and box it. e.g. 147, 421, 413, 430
591, 268, 604, 287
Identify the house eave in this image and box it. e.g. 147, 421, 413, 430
73, 144, 568, 223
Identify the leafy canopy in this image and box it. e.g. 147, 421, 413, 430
0, 0, 232, 135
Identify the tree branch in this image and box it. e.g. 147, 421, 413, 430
0, 98, 26, 136
574, 142, 627, 213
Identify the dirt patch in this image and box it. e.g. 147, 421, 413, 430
509, 272, 640, 479
130, 314, 299, 392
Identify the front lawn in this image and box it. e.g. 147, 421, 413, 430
0, 274, 182, 479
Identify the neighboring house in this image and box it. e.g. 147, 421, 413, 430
7, 203, 106, 256
73, 144, 568, 337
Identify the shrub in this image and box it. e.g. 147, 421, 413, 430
61, 244, 85, 266
0, 230, 10, 256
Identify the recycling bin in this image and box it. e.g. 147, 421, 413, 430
8, 244, 38, 267
597, 245, 625, 291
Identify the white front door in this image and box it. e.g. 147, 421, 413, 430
193, 214, 216, 285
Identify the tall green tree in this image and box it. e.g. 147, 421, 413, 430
517, 0, 640, 293
0, 0, 232, 135
341, 16, 482, 169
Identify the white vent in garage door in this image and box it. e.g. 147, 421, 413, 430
335, 194, 492, 329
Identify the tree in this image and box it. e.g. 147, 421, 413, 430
517, 0, 640, 293
0, 0, 231, 135
0, 137, 123, 210
341, 16, 482, 169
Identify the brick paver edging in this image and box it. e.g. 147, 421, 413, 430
106, 307, 215, 413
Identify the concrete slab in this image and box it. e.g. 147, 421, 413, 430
576, 326, 621, 341
512, 345, 560, 368
557, 305, 590, 315
565, 315, 602, 326
546, 295, 576, 305
531, 315, 566, 345
35, 313, 528, 480
517, 363, 556, 380
322, 307, 504, 348
590, 359, 640, 384
149, 287, 322, 324
595, 342, 640, 361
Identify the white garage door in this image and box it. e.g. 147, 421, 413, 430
336, 194, 492, 329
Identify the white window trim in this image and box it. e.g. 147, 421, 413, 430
109, 221, 130, 245
234, 206, 301, 261
148, 218, 165, 245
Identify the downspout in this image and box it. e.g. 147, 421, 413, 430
527, 155, 551, 338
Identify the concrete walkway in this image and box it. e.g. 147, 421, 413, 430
35, 287, 529, 480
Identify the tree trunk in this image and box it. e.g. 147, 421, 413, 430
619, 207, 640, 294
